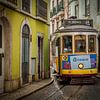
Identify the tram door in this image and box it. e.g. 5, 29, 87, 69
0, 24, 4, 93
56, 38, 60, 74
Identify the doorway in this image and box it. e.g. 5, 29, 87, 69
38, 36, 43, 79
0, 23, 4, 93
98, 35, 100, 72
22, 24, 30, 84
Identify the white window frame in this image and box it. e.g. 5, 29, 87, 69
21, 0, 32, 14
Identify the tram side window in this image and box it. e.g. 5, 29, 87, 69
88, 35, 96, 52
56, 38, 60, 46
63, 36, 72, 53
52, 42, 56, 56
75, 35, 86, 52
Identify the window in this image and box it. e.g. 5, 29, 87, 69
52, 0, 54, 8
57, 0, 58, 6
62, 36, 72, 53
0, 54, 2, 75
22, 24, 30, 63
61, 17, 64, 26
52, 23, 54, 33
75, 4, 78, 18
75, 35, 86, 52
56, 38, 60, 47
85, 0, 90, 16
97, 0, 100, 13
37, 0, 47, 20
22, 0, 30, 13
52, 42, 56, 56
88, 35, 96, 52
0, 25, 2, 48
57, 21, 59, 29
56, 38, 60, 56
61, 0, 64, 9
68, 5, 71, 17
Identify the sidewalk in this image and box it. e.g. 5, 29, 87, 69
0, 78, 54, 100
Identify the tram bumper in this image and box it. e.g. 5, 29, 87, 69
61, 69, 98, 77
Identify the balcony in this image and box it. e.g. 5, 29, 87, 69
50, 0, 64, 18
0, 0, 17, 9
7, 0, 17, 5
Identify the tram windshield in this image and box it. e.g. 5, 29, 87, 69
62, 36, 72, 53
88, 35, 96, 52
62, 35, 96, 53
75, 35, 86, 52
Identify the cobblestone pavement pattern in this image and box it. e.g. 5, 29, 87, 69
21, 77, 100, 100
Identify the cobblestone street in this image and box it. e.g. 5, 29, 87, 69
20, 77, 100, 100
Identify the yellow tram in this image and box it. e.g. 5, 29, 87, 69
53, 19, 98, 83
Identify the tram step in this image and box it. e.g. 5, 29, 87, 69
70, 77, 94, 84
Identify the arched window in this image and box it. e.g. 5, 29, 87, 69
22, 24, 30, 63
22, 24, 30, 35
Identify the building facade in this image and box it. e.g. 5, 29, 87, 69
0, 0, 50, 93
50, 0, 69, 65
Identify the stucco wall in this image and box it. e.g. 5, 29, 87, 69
0, 0, 49, 92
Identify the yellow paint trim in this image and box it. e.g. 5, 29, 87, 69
61, 69, 98, 75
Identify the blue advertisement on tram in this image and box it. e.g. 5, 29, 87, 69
62, 54, 96, 69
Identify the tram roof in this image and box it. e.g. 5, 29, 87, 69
55, 19, 98, 33
56, 25, 97, 33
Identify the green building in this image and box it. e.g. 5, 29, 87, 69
0, 0, 50, 93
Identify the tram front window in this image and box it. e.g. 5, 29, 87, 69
75, 35, 86, 52
62, 36, 72, 53
88, 35, 96, 52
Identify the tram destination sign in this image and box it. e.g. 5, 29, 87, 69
63, 19, 93, 27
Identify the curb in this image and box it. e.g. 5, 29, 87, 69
0, 79, 54, 100
18, 78, 54, 99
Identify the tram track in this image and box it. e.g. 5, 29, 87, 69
67, 85, 83, 100
45, 81, 66, 100
45, 77, 97, 100
67, 76, 100, 100
45, 76, 98, 100
46, 85, 83, 100
45, 80, 83, 100
21, 77, 98, 100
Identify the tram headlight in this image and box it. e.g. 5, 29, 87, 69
78, 63, 84, 69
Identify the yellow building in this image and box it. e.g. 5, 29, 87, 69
0, 0, 50, 93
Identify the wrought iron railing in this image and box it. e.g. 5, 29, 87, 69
7, 0, 17, 5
